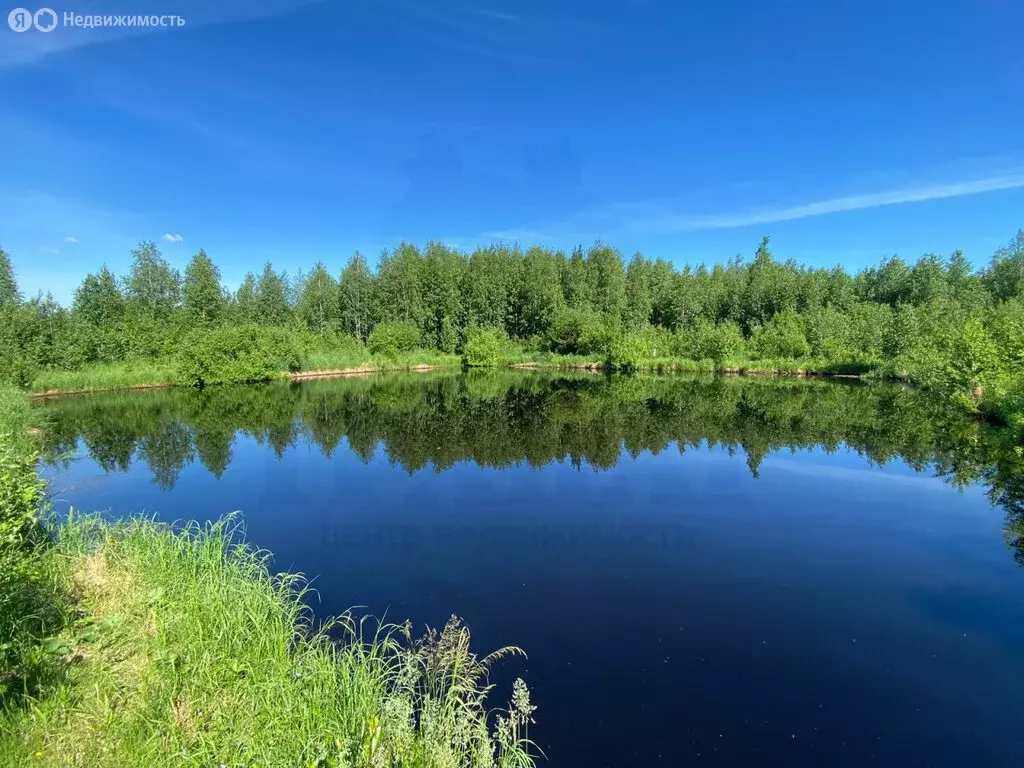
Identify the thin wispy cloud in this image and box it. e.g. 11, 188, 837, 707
63, 236, 79, 244
650, 173, 1024, 233
472, 9, 521, 22
162, 232, 184, 244
477, 171, 1024, 245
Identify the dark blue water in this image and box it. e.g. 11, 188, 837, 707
37, 373, 1024, 767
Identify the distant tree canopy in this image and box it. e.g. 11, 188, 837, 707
2, 230, 1024, 420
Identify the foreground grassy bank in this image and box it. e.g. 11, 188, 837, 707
2, 517, 536, 768
0, 387, 537, 768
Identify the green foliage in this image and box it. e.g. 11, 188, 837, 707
254, 263, 292, 325
984, 230, 1024, 301
181, 250, 226, 325
176, 325, 303, 387
0, 390, 43, 550
680, 320, 746, 364
73, 267, 124, 327
902, 312, 1001, 410
462, 326, 507, 367
367, 321, 421, 357
0, 248, 22, 308
512, 246, 563, 338
463, 245, 517, 332
297, 262, 340, 333
124, 242, 180, 317
233, 272, 259, 322
422, 242, 464, 352
545, 306, 614, 356
3, 229, 1024, 418
751, 310, 810, 360
338, 252, 376, 340
376, 243, 425, 328
0, 387, 64, 711
609, 331, 654, 370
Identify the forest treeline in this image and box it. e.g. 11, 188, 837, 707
2, 231, 1024, 421
37, 373, 1024, 563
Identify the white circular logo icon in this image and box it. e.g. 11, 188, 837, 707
34, 7, 57, 31
8, 7, 33, 31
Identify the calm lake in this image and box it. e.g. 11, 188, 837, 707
35, 372, 1024, 767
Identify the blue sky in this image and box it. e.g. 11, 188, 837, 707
2, 0, 1023, 303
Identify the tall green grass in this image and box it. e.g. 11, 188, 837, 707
28, 351, 461, 395
2, 515, 537, 767
0, 387, 66, 713
30, 361, 178, 395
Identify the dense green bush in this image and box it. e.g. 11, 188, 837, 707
546, 307, 616, 356
679, 320, 746, 364
367, 321, 421, 357
608, 333, 651, 370
462, 326, 506, 367
751, 311, 811, 360
177, 325, 303, 387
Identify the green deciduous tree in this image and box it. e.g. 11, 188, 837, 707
254, 263, 292, 325
73, 267, 125, 326
182, 250, 226, 325
985, 230, 1024, 301
125, 241, 180, 317
421, 242, 463, 352
512, 246, 562, 339
624, 253, 654, 330
376, 243, 424, 331
234, 273, 258, 323
298, 262, 340, 333
0, 248, 21, 308
338, 253, 376, 341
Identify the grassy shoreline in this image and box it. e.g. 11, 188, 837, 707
0, 386, 538, 767
29, 354, 463, 398
28, 354, 871, 398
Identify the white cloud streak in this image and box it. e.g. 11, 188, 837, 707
651, 173, 1024, 233
63, 236, 79, 244
474, 171, 1024, 245
162, 232, 183, 243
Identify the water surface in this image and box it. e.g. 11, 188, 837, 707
36, 372, 1024, 767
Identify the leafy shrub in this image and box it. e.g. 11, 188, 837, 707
608, 333, 650, 370
845, 303, 890, 360
368, 321, 421, 357
751, 311, 810, 360
462, 326, 506, 367
882, 304, 920, 360
608, 327, 676, 369
681, 320, 746, 363
177, 325, 303, 387
545, 307, 615, 356
804, 306, 853, 360
901, 314, 1001, 409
